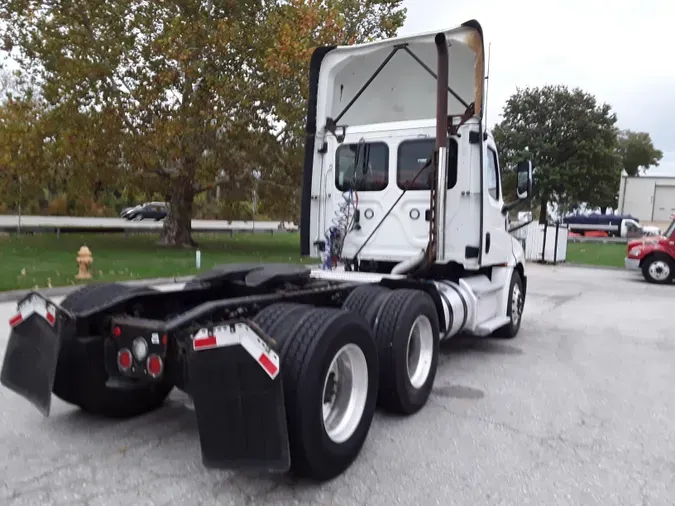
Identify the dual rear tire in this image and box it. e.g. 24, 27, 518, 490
254, 285, 441, 481
253, 303, 378, 482
343, 285, 441, 415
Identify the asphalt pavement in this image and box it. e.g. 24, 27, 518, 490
1, 264, 674, 506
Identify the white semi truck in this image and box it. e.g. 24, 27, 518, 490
1, 20, 533, 482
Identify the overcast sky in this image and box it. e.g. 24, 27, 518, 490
400, 0, 675, 175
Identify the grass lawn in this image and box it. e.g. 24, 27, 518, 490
0, 231, 631, 291
565, 242, 626, 268
0, 231, 313, 292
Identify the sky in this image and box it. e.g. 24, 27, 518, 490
399, 0, 675, 176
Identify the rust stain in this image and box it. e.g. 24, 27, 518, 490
465, 28, 485, 117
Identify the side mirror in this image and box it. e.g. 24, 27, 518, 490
516, 160, 533, 200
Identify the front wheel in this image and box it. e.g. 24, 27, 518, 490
493, 269, 525, 339
642, 254, 674, 284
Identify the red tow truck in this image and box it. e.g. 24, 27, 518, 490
625, 217, 675, 284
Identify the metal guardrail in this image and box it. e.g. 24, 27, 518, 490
567, 236, 628, 244
0, 215, 298, 234
0, 215, 636, 244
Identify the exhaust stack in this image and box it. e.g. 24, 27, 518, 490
428, 32, 449, 263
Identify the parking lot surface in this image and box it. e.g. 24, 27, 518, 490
1, 264, 673, 506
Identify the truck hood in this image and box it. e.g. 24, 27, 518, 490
628, 237, 666, 249
313, 20, 485, 131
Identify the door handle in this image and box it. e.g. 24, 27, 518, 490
485, 232, 491, 253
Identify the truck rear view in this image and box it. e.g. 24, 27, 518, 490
1, 19, 534, 482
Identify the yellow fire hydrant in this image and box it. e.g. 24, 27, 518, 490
76, 245, 93, 279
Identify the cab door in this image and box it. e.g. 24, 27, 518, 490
481, 139, 512, 266
330, 134, 399, 262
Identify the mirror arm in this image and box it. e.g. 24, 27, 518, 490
508, 217, 533, 233
501, 199, 524, 214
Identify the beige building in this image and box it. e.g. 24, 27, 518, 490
618, 171, 675, 226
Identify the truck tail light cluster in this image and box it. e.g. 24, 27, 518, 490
110, 321, 168, 380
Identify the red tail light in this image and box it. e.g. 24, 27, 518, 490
117, 348, 133, 371
146, 354, 163, 378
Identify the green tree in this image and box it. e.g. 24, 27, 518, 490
617, 129, 663, 177
1, 0, 406, 246
257, 0, 406, 220
2, 0, 274, 246
493, 85, 620, 223
0, 92, 48, 214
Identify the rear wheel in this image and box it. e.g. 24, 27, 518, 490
253, 304, 378, 481
641, 254, 674, 284
368, 289, 440, 415
53, 283, 173, 418
342, 284, 391, 320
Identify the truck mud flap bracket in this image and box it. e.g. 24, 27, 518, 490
0, 292, 71, 417
186, 320, 290, 473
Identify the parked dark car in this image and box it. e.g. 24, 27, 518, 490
120, 202, 168, 221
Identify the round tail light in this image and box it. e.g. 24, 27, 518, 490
117, 348, 133, 371
146, 354, 163, 378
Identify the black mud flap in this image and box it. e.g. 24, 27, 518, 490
0, 293, 71, 417
186, 320, 290, 473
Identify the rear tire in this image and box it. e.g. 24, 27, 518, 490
368, 289, 440, 415
253, 305, 378, 481
342, 284, 391, 319
641, 254, 674, 284
53, 283, 173, 418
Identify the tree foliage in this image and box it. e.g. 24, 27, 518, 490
493, 85, 621, 222
0, 93, 48, 213
617, 129, 663, 177
1, 0, 406, 246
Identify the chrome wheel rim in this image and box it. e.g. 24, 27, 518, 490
406, 315, 434, 389
322, 343, 369, 444
649, 261, 670, 281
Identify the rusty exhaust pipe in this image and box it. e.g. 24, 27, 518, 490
427, 32, 449, 264
435, 32, 449, 146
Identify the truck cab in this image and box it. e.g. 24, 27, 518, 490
300, 22, 531, 276
309, 118, 520, 272
625, 218, 675, 284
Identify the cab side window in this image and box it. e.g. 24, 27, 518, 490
486, 148, 500, 200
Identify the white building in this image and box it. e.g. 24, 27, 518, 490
618, 171, 675, 224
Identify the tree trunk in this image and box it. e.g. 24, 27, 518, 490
159, 173, 196, 248
601, 206, 610, 214
538, 197, 548, 224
